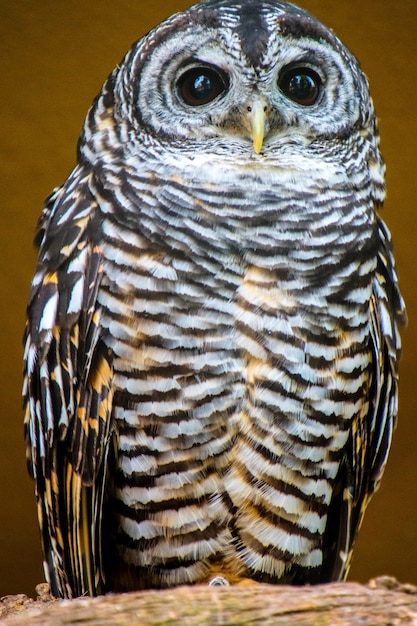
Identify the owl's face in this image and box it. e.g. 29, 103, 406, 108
110, 0, 374, 159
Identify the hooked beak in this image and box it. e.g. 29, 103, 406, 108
245, 98, 267, 154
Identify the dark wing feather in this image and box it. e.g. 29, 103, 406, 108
357, 217, 405, 500
23, 167, 113, 597
323, 216, 406, 581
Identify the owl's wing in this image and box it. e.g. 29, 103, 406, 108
323, 216, 406, 581
23, 167, 113, 598
361, 219, 405, 494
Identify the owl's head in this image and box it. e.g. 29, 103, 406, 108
87, 0, 380, 169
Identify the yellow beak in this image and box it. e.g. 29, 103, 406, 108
246, 99, 266, 154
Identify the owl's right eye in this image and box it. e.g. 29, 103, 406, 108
177, 66, 227, 106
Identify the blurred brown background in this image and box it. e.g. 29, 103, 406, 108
0, 0, 415, 597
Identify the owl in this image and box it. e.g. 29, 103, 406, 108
24, 0, 406, 598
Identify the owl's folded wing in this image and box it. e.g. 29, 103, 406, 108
323, 216, 406, 581
23, 168, 113, 597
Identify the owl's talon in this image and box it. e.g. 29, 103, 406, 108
208, 576, 229, 587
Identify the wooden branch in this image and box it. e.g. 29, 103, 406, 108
2, 577, 417, 625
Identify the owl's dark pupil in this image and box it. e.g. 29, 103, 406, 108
191, 74, 213, 101
279, 67, 321, 106
289, 75, 315, 100
178, 66, 226, 106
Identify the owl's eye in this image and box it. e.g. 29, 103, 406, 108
278, 67, 321, 106
177, 66, 227, 106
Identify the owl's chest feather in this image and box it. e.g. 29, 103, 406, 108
99, 157, 376, 408
99, 236, 372, 449
101, 243, 372, 588
97, 159, 377, 588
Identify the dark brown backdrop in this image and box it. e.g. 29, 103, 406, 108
0, 0, 415, 597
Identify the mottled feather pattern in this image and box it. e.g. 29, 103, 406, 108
24, 167, 114, 595
24, 0, 405, 597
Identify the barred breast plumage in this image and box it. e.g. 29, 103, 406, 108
23, 0, 406, 598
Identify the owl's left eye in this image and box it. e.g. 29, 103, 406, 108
177, 66, 227, 106
278, 67, 322, 106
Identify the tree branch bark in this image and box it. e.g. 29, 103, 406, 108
2, 577, 417, 625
